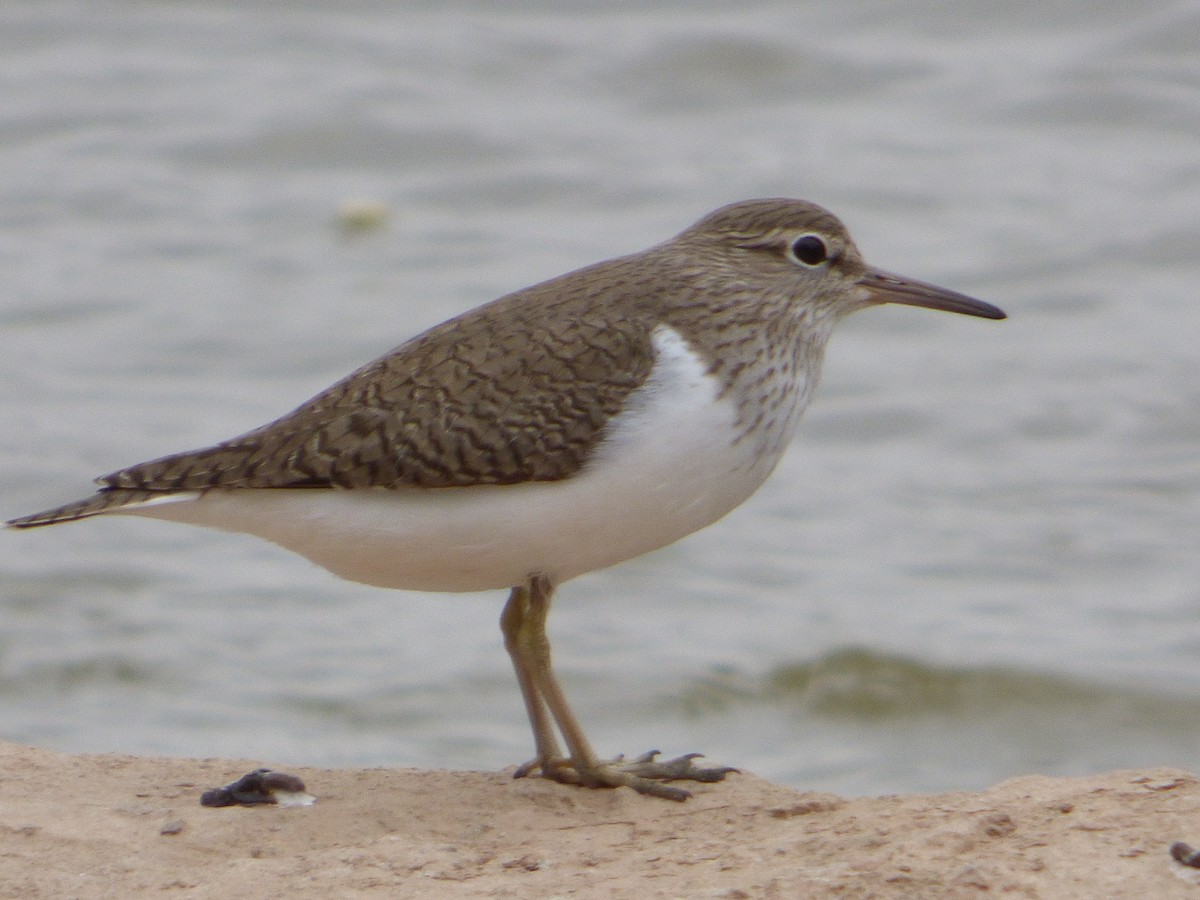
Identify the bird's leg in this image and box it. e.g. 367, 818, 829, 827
500, 583, 562, 773
519, 573, 605, 782
509, 574, 733, 801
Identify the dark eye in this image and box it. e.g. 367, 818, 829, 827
789, 234, 828, 266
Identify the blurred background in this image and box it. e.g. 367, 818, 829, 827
2, 0, 1199, 797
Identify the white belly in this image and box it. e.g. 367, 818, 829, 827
119, 326, 801, 592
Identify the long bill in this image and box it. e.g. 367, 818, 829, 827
860, 268, 1006, 320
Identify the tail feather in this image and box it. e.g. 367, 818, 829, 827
6, 489, 169, 528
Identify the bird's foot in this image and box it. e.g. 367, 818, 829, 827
616, 749, 739, 783
513, 750, 737, 801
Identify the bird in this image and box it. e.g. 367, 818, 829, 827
8, 198, 1005, 801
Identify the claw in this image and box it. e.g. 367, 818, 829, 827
512, 750, 736, 800
619, 751, 740, 784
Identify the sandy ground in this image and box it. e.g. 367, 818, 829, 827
2, 741, 1200, 898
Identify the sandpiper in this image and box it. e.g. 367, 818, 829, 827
9, 198, 1005, 800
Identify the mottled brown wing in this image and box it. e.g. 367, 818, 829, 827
96, 274, 657, 494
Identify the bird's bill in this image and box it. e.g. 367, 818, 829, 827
859, 268, 1006, 320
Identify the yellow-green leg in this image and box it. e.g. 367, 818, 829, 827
500, 573, 736, 801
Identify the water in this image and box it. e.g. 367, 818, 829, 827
2, 0, 1199, 797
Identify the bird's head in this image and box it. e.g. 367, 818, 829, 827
676, 198, 1006, 322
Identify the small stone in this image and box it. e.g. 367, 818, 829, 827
200, 768, 315, 808
1170, 841, 1200, 868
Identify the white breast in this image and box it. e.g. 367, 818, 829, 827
120, 326, 800, 592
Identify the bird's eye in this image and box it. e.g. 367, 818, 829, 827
789, 234, 828, 267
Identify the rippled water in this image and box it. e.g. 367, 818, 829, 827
2, 0, 1199, 796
